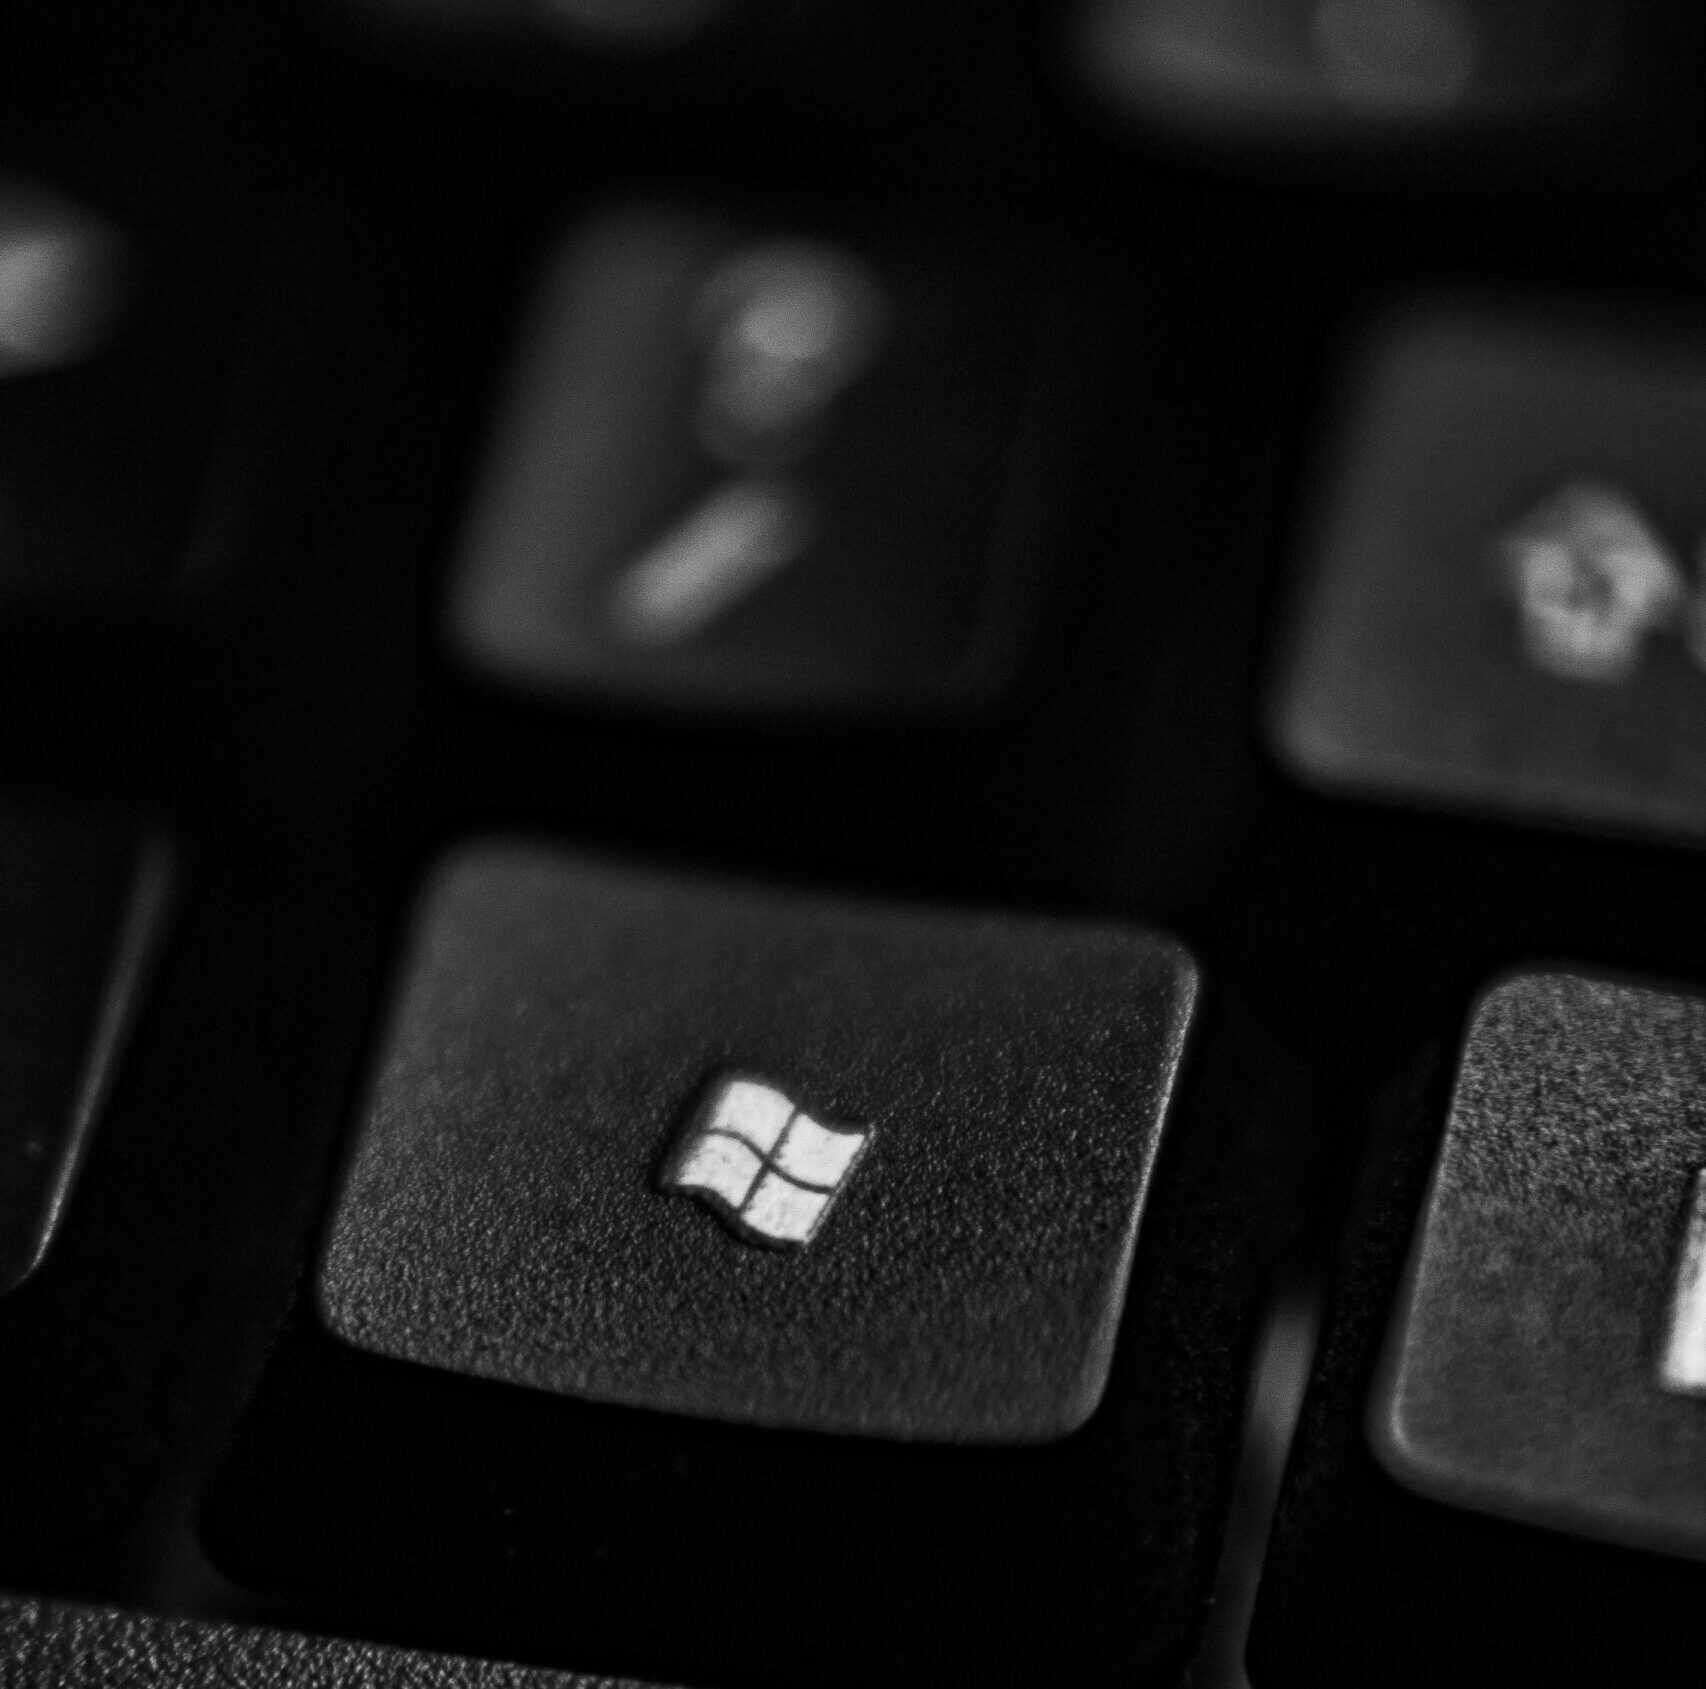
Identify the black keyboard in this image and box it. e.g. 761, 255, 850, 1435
5, 2, 1706, 1684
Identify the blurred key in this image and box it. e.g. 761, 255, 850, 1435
447, 202, 1047, 715
1072, 0, 1627, 169
0, 182, 128, 381
0, 1591, 647, 1685
0, 809, 169, 1295
1270, 301, 1706, 846
0, 7, 275, 602
1249, 972, 1706, 1689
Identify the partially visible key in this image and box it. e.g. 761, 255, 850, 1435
1249, 969, 1706, 1689
0, 808, 170, 1295
1371, 971, 1706, 1560
1271, 301, 1706, 848
1072, 0, 1632, 171
0, 1591, 652, 1685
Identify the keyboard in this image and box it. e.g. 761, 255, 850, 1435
4, 1, 1706, 1684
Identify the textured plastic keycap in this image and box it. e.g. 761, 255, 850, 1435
318, 842, 1198, 1441
0, 1593, 651, 1685
1372, 970, 1706, 1560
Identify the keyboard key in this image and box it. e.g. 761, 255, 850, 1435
0, 810, 169, 1296
447, 203, 1048, 714
201, 844, 1256, 1689
0, 1591, 649, 1684
1370, 971, 1706, 1558
1270, 303, 1706, 845
1248, 970, 1706, 1689
0, 180, 128, 380
319, 843, 1197, 1440
1072, 0, 1624, 164
0, 17, 275, 601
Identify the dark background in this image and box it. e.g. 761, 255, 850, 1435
4, 1, 1706, 1684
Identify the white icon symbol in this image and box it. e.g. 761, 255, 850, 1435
660, 1074, 871, 1248
1660, 1167, 1706, 1396
606, 240, 887, 649
1493, 481, 1686, 684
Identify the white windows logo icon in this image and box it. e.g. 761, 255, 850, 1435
660, 1074, 871, 1248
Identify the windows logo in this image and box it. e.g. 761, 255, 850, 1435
660, 1074, 871, 1248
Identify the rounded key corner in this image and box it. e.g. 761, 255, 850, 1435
1261, 668, 1387, 802
1364, 1371, 1589, 1555
1463, 962, 1689, 1032
411, 833, 550, 908
1172, 937, 1204, 1002
310, 1259, 399, 1370
0, 1233, 52, 1301
1362, 1340, 1441, 1500
1361, 1300, 1523, 1525
1461, 963, 1562, 1023
1046, 1349, 1122, 1445
309, 1273, 357, 1349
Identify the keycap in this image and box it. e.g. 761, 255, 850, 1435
1270, 302, 1706, 846
0, 181, 127, 381
319, 843, 1195, 1439
0, 809, 169, 1296
1371, 972, 1706, 1560
1072, 0, 1629, 168
201, 844, 1251, 1689
0, 14, 274, 601
0, 1591, 648, 1685
1248, 969, 1706, 1688
447, 203, 1048, 714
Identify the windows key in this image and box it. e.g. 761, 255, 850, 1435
315, 843, 1198, 1443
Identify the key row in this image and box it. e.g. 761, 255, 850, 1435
11, 185, 1706, 845
328, 0, 1692, 179
6, 808, 1706, 1676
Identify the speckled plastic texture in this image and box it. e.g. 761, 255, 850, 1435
1371, 970, 1706, 1559
317, 843, 1197, 1442
0, 1593, 647, 1686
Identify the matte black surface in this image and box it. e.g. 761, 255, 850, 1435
1248, 998, 1706, 1689
1372, 971, 1706, 1560
0, 810, 169, 1295
11, 1, 1706, 1687
0, 1594, 646, 1686
318, 844, 1196, 1440
1273, 302, 1706, 844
